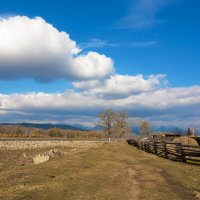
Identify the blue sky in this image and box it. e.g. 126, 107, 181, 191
0, 0, 200, 128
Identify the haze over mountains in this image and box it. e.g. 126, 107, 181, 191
0, 123, 82, 131
0, 123, 186, 135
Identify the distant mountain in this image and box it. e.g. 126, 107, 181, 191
152, 126, 185, 134
72, 124, 91, 131
132, 127, 140, 135
132, 126, 185, 135
91, 125, 104, 131
0, 123, 83, 130
0, 123, 186, 134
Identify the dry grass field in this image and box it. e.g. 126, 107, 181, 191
0, 142, 199, 200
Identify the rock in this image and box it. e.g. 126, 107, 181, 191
33, 154, 50, 164
47, 149, 61, 158
33, 149, 60, 164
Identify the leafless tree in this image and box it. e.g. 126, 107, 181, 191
114, 110, 131, 138
136, 119, 152, 140
99, 109, 130, 138
98, 109, 115, 135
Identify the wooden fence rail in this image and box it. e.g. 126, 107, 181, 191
127, 139, 200, 163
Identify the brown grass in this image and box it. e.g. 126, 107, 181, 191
0, 142, 199, 200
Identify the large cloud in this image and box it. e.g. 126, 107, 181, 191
0, 16, 114, 81
1, 85, 200, 127
73, 74, 167, 98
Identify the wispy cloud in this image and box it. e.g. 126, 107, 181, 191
114, 0, 179, 30
79, 38, 116, 49
129, 41, 158, 47
79, 38, 158, 49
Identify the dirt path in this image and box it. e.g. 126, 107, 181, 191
160, 169, 195, 200
125, 146, 198, 200
127, 168, 140, 200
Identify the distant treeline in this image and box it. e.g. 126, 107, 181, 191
0, 125, 107, 139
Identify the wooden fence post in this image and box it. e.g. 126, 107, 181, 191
180, 144, 186, 163
144, 143, 146, 151
164, 142, 168, 159
154, 143, 157, 155
141, 143, 144, 150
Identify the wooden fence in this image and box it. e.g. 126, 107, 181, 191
127, 139, 200, 163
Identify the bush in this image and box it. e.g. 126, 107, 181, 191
48, 128, 63, 137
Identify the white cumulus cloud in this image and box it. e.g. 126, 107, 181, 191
0, 16, 114, 81
73, 74, 167, 98
1, 85, 200, 127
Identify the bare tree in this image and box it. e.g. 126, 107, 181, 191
136, 119, 152, 140
98, 109, 115, 136
114, 110, 131, 138
99, 109, 131, 139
